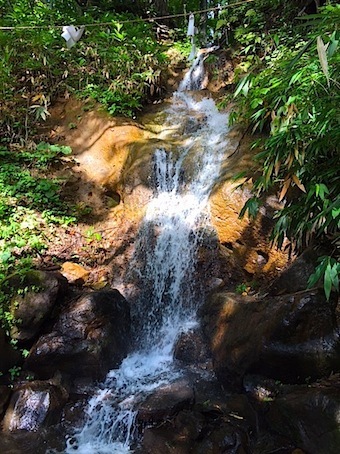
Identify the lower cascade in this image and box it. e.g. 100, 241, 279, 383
65, 82, 230, 453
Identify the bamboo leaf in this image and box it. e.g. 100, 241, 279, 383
317, 36, 330, 87
330, 264, 339, 292
324, 262, 332, 300
279, 178, 291, 201
292, 174, 306, 193
274, 160, 281, 176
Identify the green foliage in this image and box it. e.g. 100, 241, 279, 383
230, 4, 339, 256
8, 365, 21, 381
308, 256, 340, 300
235, 280, 259, 295
0, 2, 168, 140
222, 2, 340, 299
239, 196, 260, 219
235, 282, 248, 295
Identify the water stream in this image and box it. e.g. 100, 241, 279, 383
65, 63, 229, 454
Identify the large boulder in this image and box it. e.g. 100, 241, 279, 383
173, 329, 211, 367
25, 290, 130, 381
201, 289, 340, 386
10, 270, 68, 342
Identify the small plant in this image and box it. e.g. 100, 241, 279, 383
22, 349, 30, 359
73, 203, 93, 217
85, 227, 102, 243
236, 283, 249, 295
8, 365, 21, 381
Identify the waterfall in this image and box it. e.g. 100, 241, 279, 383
65, 77, 229, 454
179, 46, 219, 91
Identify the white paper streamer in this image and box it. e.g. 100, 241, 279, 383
61, 25, 85, 48
187, 13, 195, 37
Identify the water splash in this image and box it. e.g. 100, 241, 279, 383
65, 90, 229, 453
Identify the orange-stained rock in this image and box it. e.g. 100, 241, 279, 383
61, 262, 90, 285
210, 180, 289, 280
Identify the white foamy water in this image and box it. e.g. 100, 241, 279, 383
65, 90, 229, 453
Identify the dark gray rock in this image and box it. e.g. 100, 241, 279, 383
0, 328, 21, 375
268, 249, 319, 296
25, 289, 131, 381
173, 329, 210, 366
141, 384, 255, 454
10, 270, 68, 342
0, 385, 11, 418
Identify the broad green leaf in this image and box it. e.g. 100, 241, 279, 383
239, 197, 259, 219
216, 19, 227, 30
289, 72, 302, 86
250, 98, 263, 109
332, 208, 340, 219
324, 262, 333, 300
234, 76, 251, 98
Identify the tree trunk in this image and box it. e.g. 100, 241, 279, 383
200, 0, 208, 44
153, 0, 168, 17
152, 0, 169, 25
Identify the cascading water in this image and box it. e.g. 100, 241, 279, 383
179, 46, 219, 91
65, 66, 229, 454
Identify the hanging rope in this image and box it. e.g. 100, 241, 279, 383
0, 0, 255, 31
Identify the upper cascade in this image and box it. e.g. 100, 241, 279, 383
179, 46, 219, 91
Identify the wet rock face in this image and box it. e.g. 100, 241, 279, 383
173, 329, 211, 366
210, 180, 289, 283
201, 289, 340, 386
268, 248, 319, 296
10, 271, 68, 343
137, 378, 194, 423
2, 380, 68, 432
25, 290, 131, 381
266, 376, 340, 454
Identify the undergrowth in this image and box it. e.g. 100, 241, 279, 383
0, 143, 76, 333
